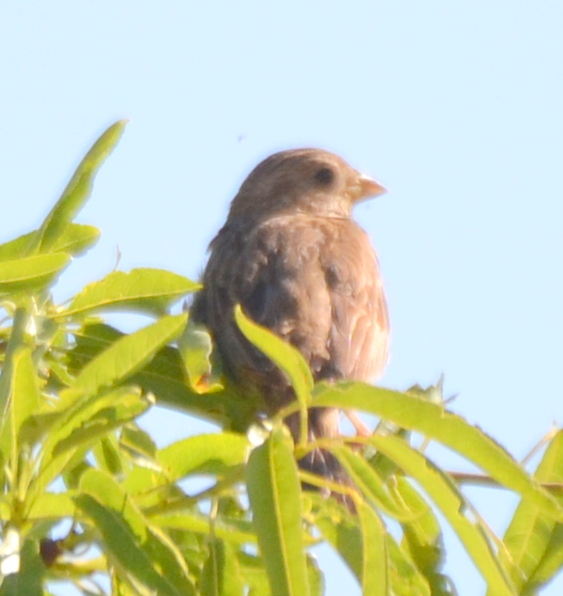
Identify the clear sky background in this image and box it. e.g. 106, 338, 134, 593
2, 1, 563, 594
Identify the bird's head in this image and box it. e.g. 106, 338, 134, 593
228, 148, 386, 222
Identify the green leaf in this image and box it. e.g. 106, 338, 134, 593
28, 120, 126, 254
526, 525, 563, 593
235, 305, 312, 443
247, 427, 310, 596
0, 311, 32, 488
0, 253, 70, 295
313, 382, 563, 520
75, 468, 195, 596
32, 387, 149, 502
68, 322, 257, 430
394, 477, 450, 594
94, 435, 126, 476
179, 320, 223, 393
200, 538, 244, 596
119, 424, 158, 467
386, 535, 432, 596
0, 224, 99, 262
159, 433, 249, 480
73, 313, 188, 397
331, 445, 415, 520
237, 552, 271, 596
0, 539, 44, 596
371, 434, 516, 596
234, 305, 313, 403
0, 347, 41, 490
64, 268, 199, 317
311, 497, 363, 582
51, 223, 100, 256
151, 512, 256, 545
26, 492, 76, 521
357, 501, 388, 595
501, 430, 563, 593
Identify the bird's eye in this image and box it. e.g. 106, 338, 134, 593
314, 167, 334, 186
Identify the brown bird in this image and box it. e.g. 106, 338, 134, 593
192, 148, 389, 491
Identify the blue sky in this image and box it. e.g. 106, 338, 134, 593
2, 1, 563, 594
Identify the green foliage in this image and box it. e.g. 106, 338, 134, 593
1, 122, 563, 596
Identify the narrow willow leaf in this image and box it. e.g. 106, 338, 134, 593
0, 253, 70, 295
51, 223, 100, 256
357, 501, 388, 595
10, 348, 41, 442
179, 320, 223, 393
0, 224, 99, 262
309, 495, 362, 582
237, 552, 271, 596
159, 433, 249, 480
94, 435, 126, 476
0, 347, 41, 491
73, 313, 188, 396
331, 445, 415, 521
0, 539, 44, 596
234, 305, 313, 405
526, 525, 563, 592
26, 492, 75, 521
0, 231, 34, 262
247, 427, 310, 596
394, 477, 451, 595
313, 382, 562, 520
386, 536, 432, 596
151, 513, 256, 545
75, 468, 195, 596
32, 387, 148, 501
501, 430, 563, 593
371, 434, 516, 596
119, 424, 158, 464
306, 555, 324, 596
64, 268, 199, 317
28, 120, 126, 254
0, 310, 30, 482
69, 322, 256, 430
200, 538, 244, 596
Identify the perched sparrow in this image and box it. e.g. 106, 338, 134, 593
192, 148, 389, 493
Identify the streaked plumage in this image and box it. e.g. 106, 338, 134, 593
192, 148, 389, 491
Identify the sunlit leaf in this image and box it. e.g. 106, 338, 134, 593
371, 434, 516, 595
357, 501, 388, 595
64, 268, 199, 317
179, 320, 223, 393
159, 433, 249, 480
247, 427, 310, 596
313, 382, 563, 520
0, 253, 70, 295
235, 305, 312, 403
0, 539, 44, 596
28, 120, 126, 254
200, 538, 244, 596
75, 468, 195, 596
73, 313, 188, 397
501, 430, 563, 593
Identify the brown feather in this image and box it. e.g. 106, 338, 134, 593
191, 148, 389, 502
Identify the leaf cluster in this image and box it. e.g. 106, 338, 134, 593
0, 123, 562, 596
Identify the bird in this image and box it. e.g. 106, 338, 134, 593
191, 148, 389, 498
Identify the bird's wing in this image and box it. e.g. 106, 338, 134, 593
192, 216, 388, 408
320, 220, 389, 382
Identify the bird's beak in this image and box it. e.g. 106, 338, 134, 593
349, 173, 387, 203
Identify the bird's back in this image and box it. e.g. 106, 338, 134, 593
192, 213, 389, 413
